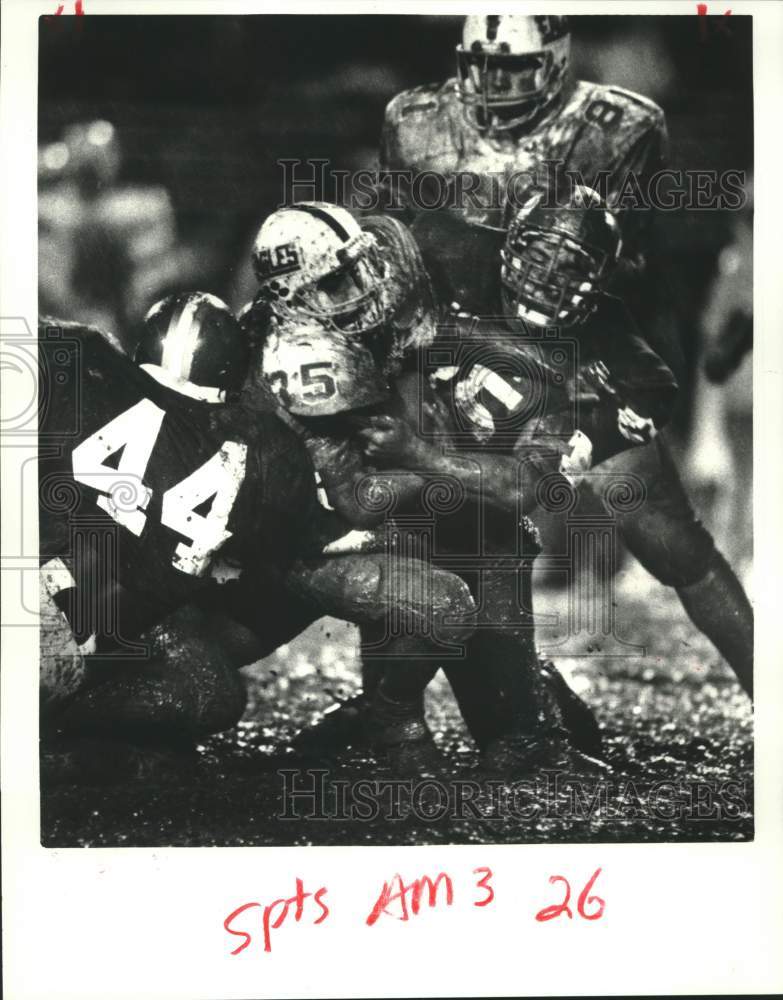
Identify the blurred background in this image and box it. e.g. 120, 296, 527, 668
38, 14, 753, 577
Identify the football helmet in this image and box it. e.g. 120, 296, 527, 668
252, 202, 389, 337
261, 316, 389, 418
358, 213, 438, 373
500, 186, 622, 327
135, 292, 250, 402
456, 15, 570, 133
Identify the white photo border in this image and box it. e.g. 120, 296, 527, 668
2, 1, 782, 997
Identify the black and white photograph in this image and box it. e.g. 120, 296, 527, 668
32, 9, 757, 850
6, 3, 783, 996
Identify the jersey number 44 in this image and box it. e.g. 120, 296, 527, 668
71, 398, 247, 577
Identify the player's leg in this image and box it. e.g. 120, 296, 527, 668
40, 567, 90, 720
428, 558, 604, 759
439, 566, 542, 748
52, 604, 255, 742
44, 580, 325, 789
300, 556, 603, 761
286, 553, 477, 770
597, 437, 753, 698
453, 565, 606, 772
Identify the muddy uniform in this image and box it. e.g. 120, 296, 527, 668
380, 74, 685, 379
431, 296, 677, 463
408, 207, 753, 696
239, 215, 475, 654
381, 78, 665, 241
39, 322, 318, 707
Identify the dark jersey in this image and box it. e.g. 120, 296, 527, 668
407, 211, 677, 457
293, 376, 516, 561
38, 322, 319, 643
426, 295, 678, 467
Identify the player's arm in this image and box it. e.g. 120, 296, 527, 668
573, 303, 679, 466
374, 94, 416, 221
356, 386, 567, 517
301, 425, 428, 529
610, 107, 668, 262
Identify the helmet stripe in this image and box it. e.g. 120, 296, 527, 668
289, 203, 350, 242
161, 296, 202, 382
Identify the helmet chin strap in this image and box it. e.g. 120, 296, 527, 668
484, 97, 550, 134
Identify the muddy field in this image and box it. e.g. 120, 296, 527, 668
41, 563, 753, 848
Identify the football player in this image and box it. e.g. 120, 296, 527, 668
245, 201, 617, 772
39, 293, 321, 748
359, 194, 684, 766
382, 189, 751, 699
380, 15, 664, 242
380, 15, 753, 701
241, 203, 489, 772
363, 192, 677, 491
259, 315, 488, 773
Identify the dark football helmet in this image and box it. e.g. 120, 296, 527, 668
456, 15, 570, 133
135, 292, 250, 401
500, 186, 622, 327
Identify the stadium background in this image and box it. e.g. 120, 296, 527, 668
38, 14, 753, 348
38, 15, 754, 846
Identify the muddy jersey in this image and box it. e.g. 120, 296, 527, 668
426, 295, 678, 466
39, 322, 319, 643
380, 77, 666, 245
294, 376, 513, 560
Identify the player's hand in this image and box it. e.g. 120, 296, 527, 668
356, 414, 431, 468
559, 430, 593, 487
617, 406, 657, 445
569, 372, 602, 407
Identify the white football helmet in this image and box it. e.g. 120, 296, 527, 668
456, 15, 570, 133
251, 202, 389, 336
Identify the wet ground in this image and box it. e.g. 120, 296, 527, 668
41, 565, 753, 847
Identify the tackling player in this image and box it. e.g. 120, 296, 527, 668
380, 14, 753, 700
380, 15, 664, 241
359, 194, 682, 766
39, 293, 321, 748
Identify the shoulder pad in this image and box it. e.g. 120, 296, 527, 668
39, 316, 125, 355
604, 84, 665, 125
573, 79, 665, 132
384, 81, 452, 126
